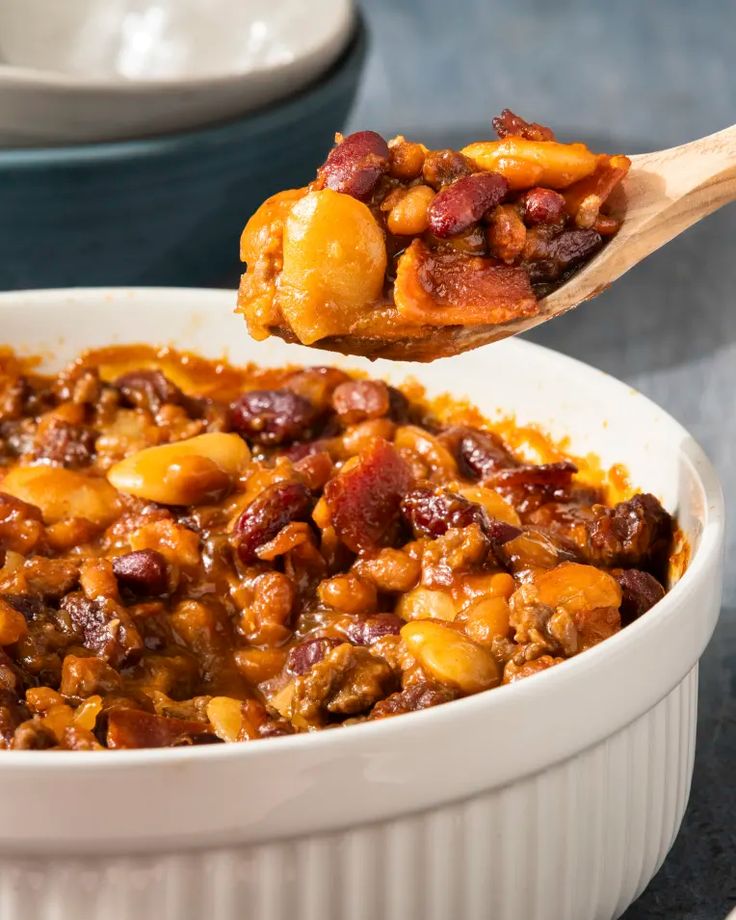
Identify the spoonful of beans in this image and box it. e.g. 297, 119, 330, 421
237, 111, 736, 362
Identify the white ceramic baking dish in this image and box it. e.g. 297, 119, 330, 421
0, 288, 724, 920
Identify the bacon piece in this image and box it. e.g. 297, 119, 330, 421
394, 240, 538, 326
324, 439, 412, 552
492, 109, 556, 142
107, 709, 213, 748
563, 155, 631, 228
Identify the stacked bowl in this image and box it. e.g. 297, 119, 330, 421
0, 0, 363, 289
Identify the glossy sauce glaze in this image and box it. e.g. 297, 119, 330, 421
0, 344, 675, 749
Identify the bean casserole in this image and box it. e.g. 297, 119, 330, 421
238, 110, 631, 359
0, 345, 674, 750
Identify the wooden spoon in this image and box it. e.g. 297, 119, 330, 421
278, 124, 736, 362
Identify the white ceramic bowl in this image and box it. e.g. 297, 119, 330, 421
0, 0, 355, 146
0, 288, 724, 920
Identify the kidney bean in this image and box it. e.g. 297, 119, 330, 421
485, 518, 523, 547
422, 149, 475, 189
401, 487, 491, 539
522, 187, 566, 225
439, 425, 517, 479
345, 613, 403, 646
287, 636, 343, 675
112, 549, 168, 596
234, 482, 312, 564
427, 172, 509, 237
230, 389, 316, 446
318, 131, 390, 200
332, 380, 390, 425
115, 370, 184, 413
612, 568, 666, 625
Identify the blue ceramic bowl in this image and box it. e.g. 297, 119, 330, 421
0, 17, 366, 290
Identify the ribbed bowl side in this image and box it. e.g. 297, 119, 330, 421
0, 666, 697, 920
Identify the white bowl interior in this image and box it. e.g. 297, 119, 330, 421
0, 0, 354, 82
0, 287, 723, 855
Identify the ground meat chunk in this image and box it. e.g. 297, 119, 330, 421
509, 583, 557, 654
54, 365, 102, 405
290, 644, 398, 726
503, 654, 565, 683
32, 418, 96, 468
286, 636, 343, 675
20, 557, 80, 600
0, 648, 29, 694
63, 725, 104, 750
401, 486, 491, 539
419, 524, 491, 586
0, 689, 30, 747
60, 654, 122, 699
422, 149, 475, 189
510, 563, 622, 656
12, 719, 57, 750
587, 493, 673, 578
371, 681, 456, 719
60, 592, 143, 667
2, 594, 46, 621
1, 415, 39, 459
0, 492, 45, 555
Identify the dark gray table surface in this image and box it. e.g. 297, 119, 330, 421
350, 1, 735, 916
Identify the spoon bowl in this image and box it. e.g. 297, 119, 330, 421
292, 124, 736, 362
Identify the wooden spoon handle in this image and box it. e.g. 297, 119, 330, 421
617, 124, 736, 265
540, 125, 736, 318
634, 123, 736, 213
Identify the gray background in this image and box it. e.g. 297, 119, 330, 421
349, 1, 735, 916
